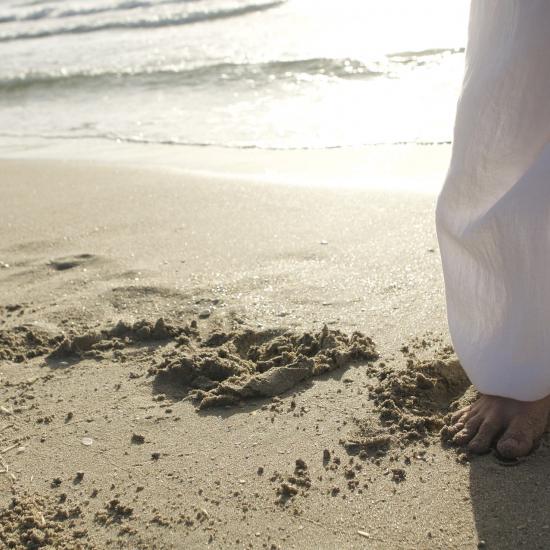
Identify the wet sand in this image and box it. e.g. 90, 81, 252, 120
1, 158, 549, 549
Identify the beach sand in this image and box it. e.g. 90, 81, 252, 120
1, 155, 549, 549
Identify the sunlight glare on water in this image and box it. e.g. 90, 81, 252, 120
0, 0, 470, 149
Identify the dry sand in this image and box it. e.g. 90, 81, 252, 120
1, 158, 549, 549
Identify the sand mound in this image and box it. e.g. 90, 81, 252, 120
370, 357, 472, 444
151, 324, 378, 409
0, 326, 61, 363
5, 315, 472, 441
43, 317, 377, 409
51, 318, 181, 357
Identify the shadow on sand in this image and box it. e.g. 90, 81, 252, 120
469, 434, 550, 549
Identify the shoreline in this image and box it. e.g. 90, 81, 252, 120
0, 135, 450, 194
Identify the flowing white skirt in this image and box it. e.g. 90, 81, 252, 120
436, 1, 550, 401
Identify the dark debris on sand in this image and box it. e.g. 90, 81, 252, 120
274, 459, 311, 506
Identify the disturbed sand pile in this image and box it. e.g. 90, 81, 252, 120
51, 318, 180, 358
370, 357, 473, 443
0, 317, 179, 365
2, 317, 473, 435
0, 325, 62, 363
340, 337, 476, 462
151, 323, 378, 409
0, 491, 88, 549
5, 318, 378, 412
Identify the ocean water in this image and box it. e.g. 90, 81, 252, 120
0, 0, 469, 150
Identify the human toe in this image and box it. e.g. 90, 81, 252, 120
496, 425, 534, 459
467, 420, 501, 454
451, 406, 471, 424
452, 415, 482, 445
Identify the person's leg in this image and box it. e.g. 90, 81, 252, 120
436, 1, 550, 457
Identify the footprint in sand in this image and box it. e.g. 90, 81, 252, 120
48, 254, 96, 271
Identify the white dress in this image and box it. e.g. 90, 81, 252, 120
436, 1, 550, 401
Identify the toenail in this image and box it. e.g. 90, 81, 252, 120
497, 435, 531, 458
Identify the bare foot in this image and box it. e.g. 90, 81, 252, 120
450, 394, 550, 458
